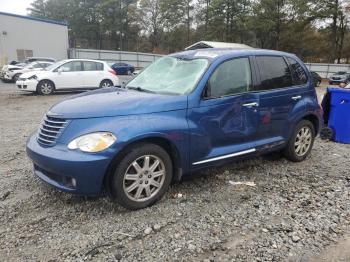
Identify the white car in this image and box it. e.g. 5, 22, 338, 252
2, 61, 53, 82
1, 64, 25, 81
16, 59, 120, 95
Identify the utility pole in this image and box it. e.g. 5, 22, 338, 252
120, 0, 123, 51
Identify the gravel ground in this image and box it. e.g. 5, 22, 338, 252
0, 81, 349, 261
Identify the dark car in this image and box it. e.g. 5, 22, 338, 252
111, 62, 135, 75
26, 48, 322, 210
329, 71, 350, 85
311, 71, 322, 86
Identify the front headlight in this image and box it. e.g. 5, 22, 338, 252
28, 75, 37, 80
68, 132, 116, 153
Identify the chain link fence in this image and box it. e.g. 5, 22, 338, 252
68, 48, 163, 69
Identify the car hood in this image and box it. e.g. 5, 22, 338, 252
49, 88, 188, 119
3, 65, 25, 71
20, 70, 47, 78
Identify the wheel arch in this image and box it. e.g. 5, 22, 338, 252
301, 113, 321, 135
103, 136, 183, 196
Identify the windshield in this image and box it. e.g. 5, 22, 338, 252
126, 56, 208, 95
45, 60, 66, 71
24, 62, 37, 69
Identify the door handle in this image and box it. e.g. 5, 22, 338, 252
243, 102, 259, 107
292, 95, 302, 100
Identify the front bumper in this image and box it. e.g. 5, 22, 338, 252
26, 133, 113, 195
2, 71, 14, 80
16, 79, 38, 92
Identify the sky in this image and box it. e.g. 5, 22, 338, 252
0, 0, 34, 15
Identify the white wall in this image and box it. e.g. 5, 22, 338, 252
0, 13, 68, 65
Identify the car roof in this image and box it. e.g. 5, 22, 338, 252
170, 48, 296, 62
62, 59, 106, 63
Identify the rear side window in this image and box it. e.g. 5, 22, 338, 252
207, 57, 252, 98
287, 57, 308, 85
83, 61, 103, 71
256, 56, 293, 90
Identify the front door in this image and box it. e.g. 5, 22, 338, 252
52, 61, 84, 89
188, 57, 260, 167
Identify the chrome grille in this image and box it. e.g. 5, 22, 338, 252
37, 115, 67, 146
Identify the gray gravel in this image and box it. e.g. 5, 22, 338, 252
0, 82, 349, 261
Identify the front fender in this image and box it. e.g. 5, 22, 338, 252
58, 110, 190, 172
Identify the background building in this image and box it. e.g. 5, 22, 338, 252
0, 11, 68, 65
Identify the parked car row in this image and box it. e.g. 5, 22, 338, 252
16, 59, 119, 95
1, 57, 56, 83
0, 58, 140, 94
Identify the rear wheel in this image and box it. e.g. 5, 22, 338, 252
283, 120, 315, 162
110, 143, 173, 210
99, 79, 113, 88
37, 80, 54, 95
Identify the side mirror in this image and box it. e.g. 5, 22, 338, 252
57, 67, 63, 74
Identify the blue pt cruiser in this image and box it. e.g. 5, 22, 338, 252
27, 48, 323, 209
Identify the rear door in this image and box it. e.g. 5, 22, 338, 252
81, 61, 104, 88
188, 57, 260, 167
252, 55, 308, 144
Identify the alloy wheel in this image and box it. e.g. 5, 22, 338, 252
123, 155, 166, 202
101, 81, 112, 88
40, 83, 53, 94
294, 126, 312, 157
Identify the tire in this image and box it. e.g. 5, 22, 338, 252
99, 79, 113, 88
320, 127, 334, 140
37, 80, 54, 95
283, 120, 315, 162
13, 73, 21, 82
110, 143, 173, 210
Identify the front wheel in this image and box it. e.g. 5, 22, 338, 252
283, 120, 315, 162
110, 143, 173, 210
37, 80, 54, 95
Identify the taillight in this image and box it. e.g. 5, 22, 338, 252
109, 69, 117, 75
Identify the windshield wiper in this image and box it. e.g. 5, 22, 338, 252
127, 86, 155, 93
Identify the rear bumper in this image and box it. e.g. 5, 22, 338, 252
26, 133, 112, 195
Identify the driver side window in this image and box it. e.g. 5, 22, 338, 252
59, 61, 82, 72
206, 57, 252, 98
